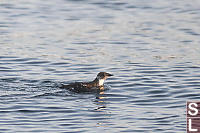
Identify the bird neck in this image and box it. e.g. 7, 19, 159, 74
92, 78, 105, 86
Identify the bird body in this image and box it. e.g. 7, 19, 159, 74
60, 72, 113, 93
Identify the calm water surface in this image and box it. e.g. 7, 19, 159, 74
0, 0, 200, 132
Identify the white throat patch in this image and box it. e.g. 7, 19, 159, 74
98, 79, 105, 86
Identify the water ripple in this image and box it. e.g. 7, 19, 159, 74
0, 0, 199, 132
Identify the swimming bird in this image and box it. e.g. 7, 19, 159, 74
60, 72, 113, 93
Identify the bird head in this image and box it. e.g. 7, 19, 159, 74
96, 72, 113, 80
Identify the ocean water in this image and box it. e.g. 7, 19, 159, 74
0, 0, 200, 132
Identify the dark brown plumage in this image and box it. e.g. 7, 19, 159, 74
60, 72, 113, 93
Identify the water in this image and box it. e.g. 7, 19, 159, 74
0, 0, 200, 132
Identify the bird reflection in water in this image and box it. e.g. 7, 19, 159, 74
94, 90, 112, 128
91, 85, 113, 128
94, 90, 107, 111
93, 84, 112, 111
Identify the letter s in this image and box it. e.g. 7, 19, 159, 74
188, 103, 198, 116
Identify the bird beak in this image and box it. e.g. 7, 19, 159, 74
106, 73, 113, 77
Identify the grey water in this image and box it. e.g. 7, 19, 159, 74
0, 0, 200, 132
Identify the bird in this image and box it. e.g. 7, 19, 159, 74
60, 72, 113, 93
